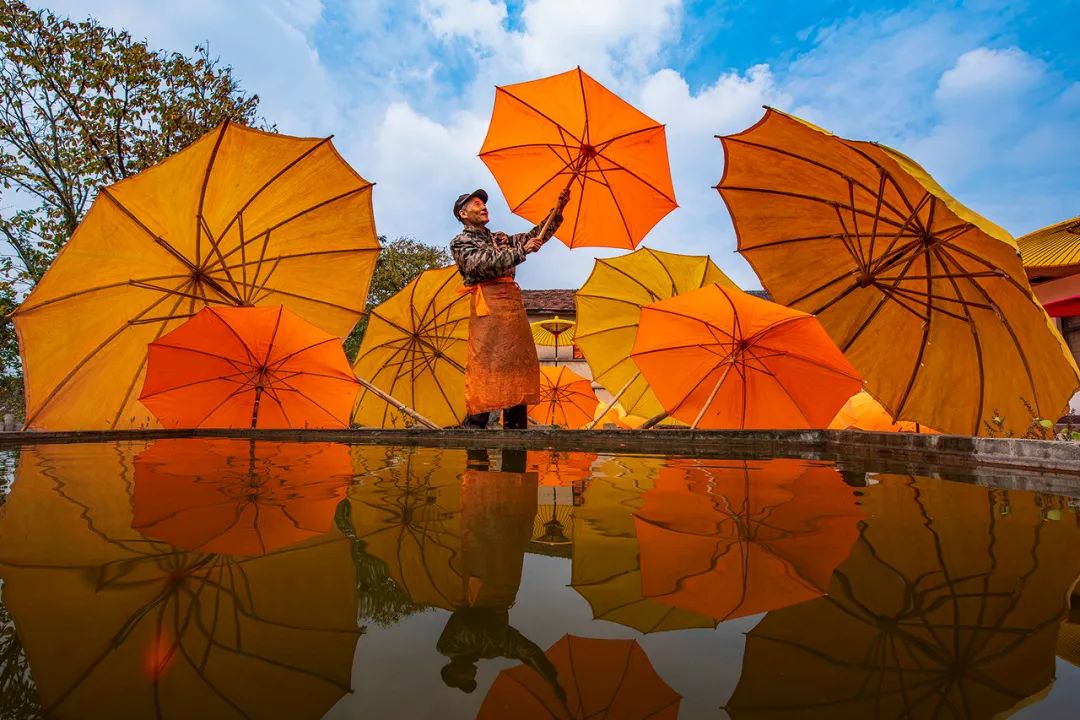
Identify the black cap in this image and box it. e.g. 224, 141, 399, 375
453, 188, 488, 221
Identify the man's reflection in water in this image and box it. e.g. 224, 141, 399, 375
437, 449, 563, 699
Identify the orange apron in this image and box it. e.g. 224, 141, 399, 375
460, 278, 540, 415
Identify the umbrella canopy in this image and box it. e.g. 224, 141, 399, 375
1017, 214, 1080, 279
572, 457, 720, 634
352, 265, 470, 428
531, 316, 576, 346
140, 305, 359, 429
528, 365, 600, 428
829, 390, 937, 432
0, 443, 360, 720
479, 67, 677, 250
478, 635, 681, 719
346, 447, 467, 610
717, 108, 1079, 435
13, 121, 379, 430
631, 284, 862, 429
576, 248, 738, 419
726, 475, 1080, 719
132, 439, 353, 556
635, 459, 862, 621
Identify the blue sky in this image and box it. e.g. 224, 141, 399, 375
40, 0, 1080, 289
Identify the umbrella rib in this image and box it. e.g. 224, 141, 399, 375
592, 157, 636, 248
723, 185, 909, 231
893, 249, 937, 419
13, 274, 193, 316
492, 86, 584, 146
265, 336, 340, 369
250, 286, 362, 316
21, 278, 195, 427
507, 148, 583, 216
832, 188, 866, 270
199, 214, 246, 301
271, 375, 350, 427
867, 169, 887, 265
588, 150, 677, 205
195, 122, 230, 267
139, 370, 255, 400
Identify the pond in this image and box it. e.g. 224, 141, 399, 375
1, 439, 1079, 719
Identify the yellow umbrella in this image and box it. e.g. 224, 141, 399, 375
12, 121, 380, 430
575, 248, 737, 424
1017, 214, 1080, 279
726, 475, 1080, 718
351, 265, 470, 429
717, 108, 1079, 435
0, 442, 360, 719
571, 456, 719, 633
531, 316, 575, 366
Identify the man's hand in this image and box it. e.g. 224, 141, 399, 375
524, 236, 544, 253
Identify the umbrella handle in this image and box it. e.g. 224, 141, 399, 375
354, 375, 441, 430
584, 372, 637, 430
535, 165, 580, 242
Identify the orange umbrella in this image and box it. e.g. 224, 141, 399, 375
631, 284, 862, 429
528, 365, 600, 428
132, 439, 353, 556
140, 305, 359, 428
480, 67, 677, 249
829, 390, 938, 433
478, 635, 681, 719
635, 459, 862, 621
526, 449, 597, 487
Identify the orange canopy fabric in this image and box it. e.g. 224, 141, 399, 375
526, 449, 597, 487
631, 284, 863, 429
478, 635, 681, 719
132, 439, 353, 556
635, 459, 862, 621
140, 305, 358, 429
829, 390, 938, 433
0, 443, 359, 720
13, 121, 379, 430
480, 67, 676, 249
717, 108, 1079, 435
726, 474, 1080, 719
528, 365, 600, 428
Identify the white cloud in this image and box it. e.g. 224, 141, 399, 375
420, 0, 507, 42
936, 47, 1046, 107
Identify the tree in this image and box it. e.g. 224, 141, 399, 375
0, 0, 270, 408
343, 236, 452, 361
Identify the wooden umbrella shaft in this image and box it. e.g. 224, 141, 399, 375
584, 372, 637, 430
355, 375, 441, 430
536, 157, 584, 240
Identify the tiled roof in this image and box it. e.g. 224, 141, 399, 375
522, 289, 576, 313
746, 289, 771, 301
1018, 214, 1080, 271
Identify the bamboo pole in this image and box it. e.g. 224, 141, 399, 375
691, 364, 732, 429
584, 373, 638, 430
355, 376, 440, 430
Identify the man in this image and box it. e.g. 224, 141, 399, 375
451, 187, 570, 429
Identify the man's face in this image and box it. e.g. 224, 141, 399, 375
459, 196, 489, 226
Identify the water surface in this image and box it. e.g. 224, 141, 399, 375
1, 439, 1078, 719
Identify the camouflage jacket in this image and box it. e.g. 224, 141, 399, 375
450, 212, 563, 286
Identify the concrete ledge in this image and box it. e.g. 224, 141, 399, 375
0, 427, 1077, 480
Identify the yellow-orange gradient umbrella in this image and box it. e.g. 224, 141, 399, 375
132, 439, 353, 556
726, 475, 1080, 719
829, 390, 938, 433
572, 457, 720, 634
528, 365, 600, 428
140, 305, 359, 429
0, 443, 360, 720
352, 265, 470, 429
632, 284, 862, 429
635, 459, 862, 621
480, 67, 677, 249
717, 108, 1079, 435
478, 635, 681, 719
576, 248, 737, 421
12, 121, 379, 430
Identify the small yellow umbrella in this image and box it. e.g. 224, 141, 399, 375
351, 265, 470, 429
530, 316, 576, 366
13, 121, 380, 430
575, 248, 737, 425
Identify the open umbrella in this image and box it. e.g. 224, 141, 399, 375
352, 265, 470, 429
577, 248, 738, 424
478, 635, 681, 719
12, 121, 379, 430
132, 438, 353, 556
631, 284, 862, 429
635, 459, 862, 621
0, 443, 360, 720
726, 475, 1080, 719
1017, 213, 1080, 280
346, 447, 467, 610
531, 316, 575, 366
140, 305, 359, 429
479, 67, 677, 249
829, 390, 937, 433
528, 365, 600, 428
717, 108, 1080, 435
572, 457, 720, 634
